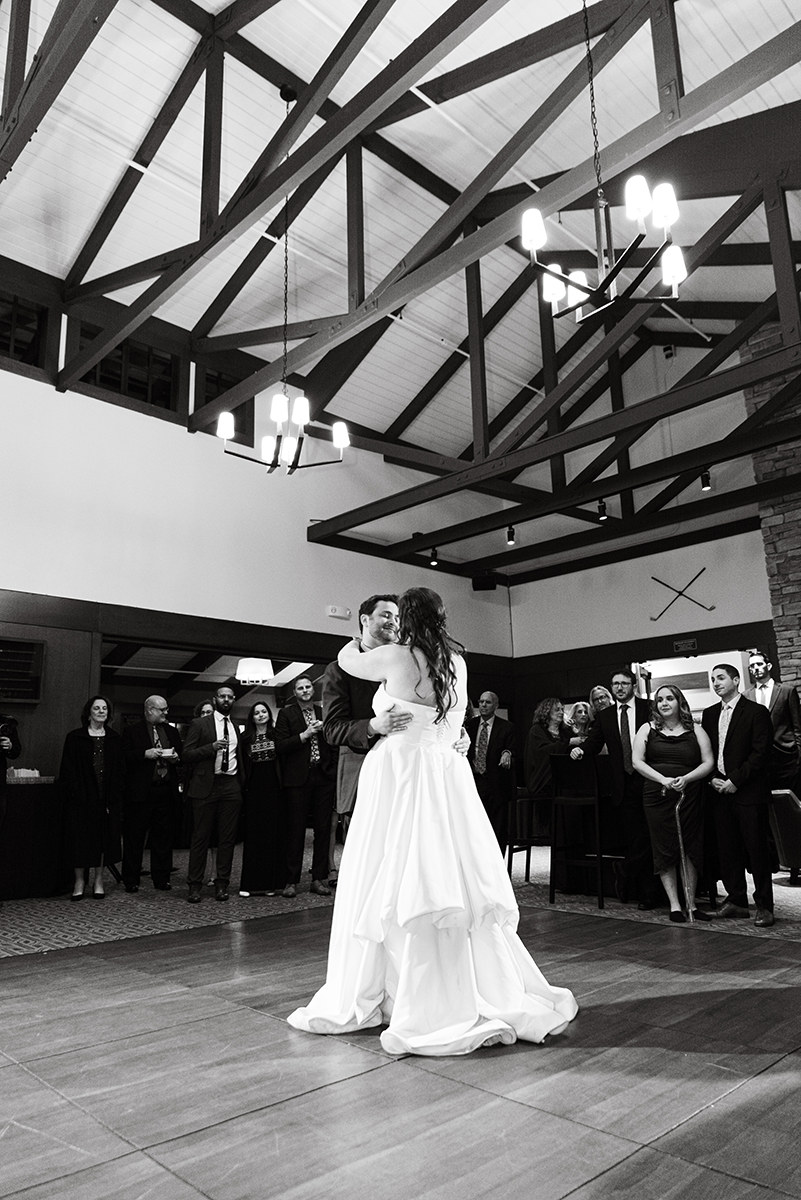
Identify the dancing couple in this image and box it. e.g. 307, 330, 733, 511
289, 587, 577, 1057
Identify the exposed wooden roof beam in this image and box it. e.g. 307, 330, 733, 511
1, 0, 31, 125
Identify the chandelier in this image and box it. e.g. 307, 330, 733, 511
521, 0, 687, 321
215, 86, 349, 473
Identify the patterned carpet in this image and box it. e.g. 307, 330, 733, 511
1, 843, 800, 956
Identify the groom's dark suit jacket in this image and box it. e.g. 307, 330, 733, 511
322, 663, 380, 814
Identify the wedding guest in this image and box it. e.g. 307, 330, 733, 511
632, 685, 714, 922
239, 701, 285, 897
59, 695, 124, 900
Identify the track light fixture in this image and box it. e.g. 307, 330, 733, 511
506, 525, 516, 546
430, 548, 439, 567
700, 470, 712, 492
597, 499, 608, 522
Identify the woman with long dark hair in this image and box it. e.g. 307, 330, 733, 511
288, 587, 577, 1056
632, 684, 714, 922
59, 695, 124, 900
238, 700, 285, 896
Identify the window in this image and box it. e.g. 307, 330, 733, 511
79, 322, 179, 410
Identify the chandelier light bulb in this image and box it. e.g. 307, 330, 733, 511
542, 263, 566, 309
270, 392, 289, 425
661, 243, 687, 298
261, 434, 277, 463
216, 412, 235, 440
652, 182, 679, 235
332, 421, 350, 450
521, 207, 547, 256
624, 174, 652, 232
280, 434, 297, 465
291, 393, 310, 428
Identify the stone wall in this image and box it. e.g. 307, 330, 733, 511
741, 325, 801, 686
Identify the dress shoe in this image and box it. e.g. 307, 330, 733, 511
310, 879, 332, 896
669, 910, 686, 923
281, 883, 297, 898
239, 890, 251, 898
70, 892, 85, 902
187, 888, 202, 904
124, 884, 139, 893
612, 860, 628, 903
91, 891, 105, 900
754, 908, 775, 928
153, 882, 172, 891
214, 883, 229, 902
689, 908, 712, 922
716, 900, 750, 918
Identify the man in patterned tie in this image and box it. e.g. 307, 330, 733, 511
121, 695, 183, 894
466, 691, 516, 852
702, 663, 775, 927
746, 649, 801, 790
183, 686, 242, 903
276, 676, 337, 898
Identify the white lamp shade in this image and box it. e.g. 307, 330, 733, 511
270, 392, 289, 424
260, 434, 277, 462
567, 271, 589, 308
624, 174, 652, 223
332, 421, 350, 449
235, 657, 274, 684
521, 207, 547, 252
542, 263, 566, 305
652, 182, 679, 230
661, 243, 687, 288
216, 412, 235, 440
281, 434, 298, 464
291, 393, 310, 427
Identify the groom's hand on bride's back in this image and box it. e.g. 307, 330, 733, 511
452, 728, 470, 756
369, 705, 413, 737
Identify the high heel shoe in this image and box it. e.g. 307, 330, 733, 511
70, 891, 85, 902
92, 890, 105, 900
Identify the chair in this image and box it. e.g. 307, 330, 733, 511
506, 787, 545, 882
549, 755, 604, 909
769, 788, 801, 885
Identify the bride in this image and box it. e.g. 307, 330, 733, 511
287, 587, 577, 1056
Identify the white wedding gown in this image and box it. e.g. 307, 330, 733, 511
287, 687, 578, 1056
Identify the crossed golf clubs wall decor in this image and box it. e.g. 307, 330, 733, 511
650, 567, 716, 623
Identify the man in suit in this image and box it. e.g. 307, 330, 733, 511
746, 649, 801, 790
322, 595, 411, 879
183, 685, 242, 903
276, 676, 337, 898
466, 691, 516, 852
702, 663, 775, 927
121, 695, 183, 893
578, 666, 657, 907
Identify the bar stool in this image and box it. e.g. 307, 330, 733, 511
549, 755, 604, 909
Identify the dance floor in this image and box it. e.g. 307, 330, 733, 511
2, 897, 800, 1200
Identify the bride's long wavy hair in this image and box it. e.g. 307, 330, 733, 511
398, 587, 464, 723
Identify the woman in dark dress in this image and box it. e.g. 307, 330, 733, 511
238, 701, 285, 897
59, 695, 124, 900
524, 699, 585, 836
632, 685, 714, 923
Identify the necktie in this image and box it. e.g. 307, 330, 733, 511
475, 720, 489, 774
619, 705, 633, 774
302, 707, 321, 763
153, 724, 167, 779
758, 684, 769, 707
718, 704, 731, 773
221, 717, 230, 773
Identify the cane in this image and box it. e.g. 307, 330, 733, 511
674, 789, 694, 923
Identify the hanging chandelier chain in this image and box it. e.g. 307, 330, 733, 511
281, 96, 290, 399
581, 0, 604, 201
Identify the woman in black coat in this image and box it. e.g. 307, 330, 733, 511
59, 695, 125, 900
238, 701, 285, 896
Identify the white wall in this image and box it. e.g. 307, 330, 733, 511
2, 373, 513, 655
510, 532, 772, 656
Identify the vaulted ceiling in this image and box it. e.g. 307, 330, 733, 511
1, 0, 800, 584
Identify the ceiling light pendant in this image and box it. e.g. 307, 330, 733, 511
542, 263, 566, 311
661, 243, 687, 299
597, 499, 608, 521
430, 548, 439, 567
506, 525, 516, 546
624, 174, 652, 233
567, 271, 589, 322
216, 412, 235, 441
651, 182, 679, 238
700, 469, 712, 492
521, 207, 547, 259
